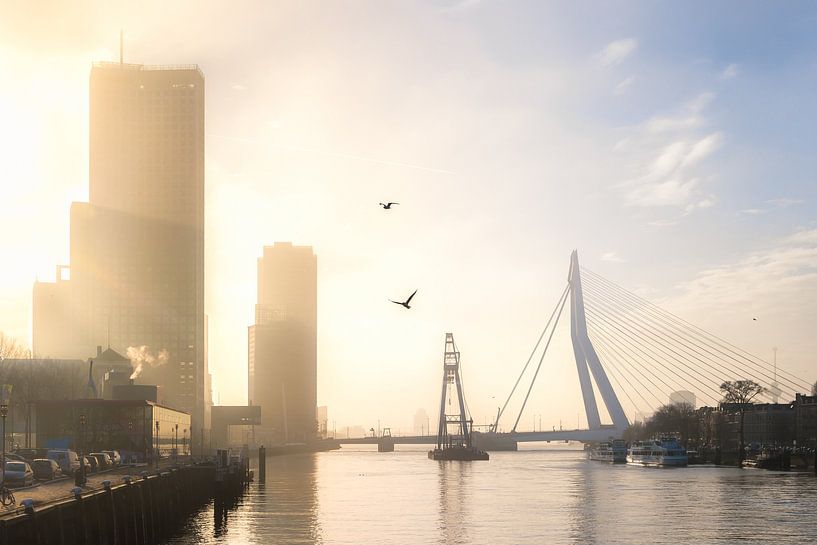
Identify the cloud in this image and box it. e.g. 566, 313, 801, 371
599, 38, 638, 67
613, 76, 635, 95
231, 83, 247, 91
741, 197, 804, 215
665, 228, 817, 381
720, 63, 739, 80
601, 252, 625, 263
766, 198, 803, 208
615, 91, 724, 212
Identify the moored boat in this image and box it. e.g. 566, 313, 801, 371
588, 439, 627, 463
627, 438, 688, 467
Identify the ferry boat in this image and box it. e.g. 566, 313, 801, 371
627, 438, 688, 467
588, 439, 627, 463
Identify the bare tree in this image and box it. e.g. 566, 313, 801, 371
812, 380, 817, 396
0, 332, 30, 361
720, 380, 764, 466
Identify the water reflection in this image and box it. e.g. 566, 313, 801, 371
437, 461, 472, 545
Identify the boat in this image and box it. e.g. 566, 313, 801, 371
742, 448, 791, 470
588, 439, 627, 463
428, 445, 489, 461
377, 428, 395, 452
627, 438, 688, 467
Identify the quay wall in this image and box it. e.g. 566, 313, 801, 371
0, 464, 247, 545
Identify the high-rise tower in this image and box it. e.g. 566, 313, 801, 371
248, 243, 317, 443
33, 61, 209, 430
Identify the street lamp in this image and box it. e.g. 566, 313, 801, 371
155, 421, 160, 468
183, 429, 187, 457
174, 423, 178, 461
0, 404, 7, 487
77, 414, 86, 487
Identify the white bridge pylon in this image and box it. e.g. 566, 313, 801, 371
493, 250, 629, 439
568, 250, 629, 432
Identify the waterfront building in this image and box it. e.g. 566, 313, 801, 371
717, 402, 796, 450
248, 243, 317, 444
794, 393, 817, 449
32, 60, 210, 433
669, 390, 696, 408
35, 398, 190, 460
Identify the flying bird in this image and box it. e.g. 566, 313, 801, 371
752, 318, 758, 321
379, 202, 399, 209
390, 289, 417, 309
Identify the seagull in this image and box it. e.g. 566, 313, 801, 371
379, 202, 399, 209
752, 318, 758, 321
390, 289, 417, 309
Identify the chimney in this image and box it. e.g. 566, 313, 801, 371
97, 345, 102, 357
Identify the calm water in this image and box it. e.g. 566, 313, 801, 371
166, 445, 817, 545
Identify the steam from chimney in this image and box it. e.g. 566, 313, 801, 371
126, 345, 169, 380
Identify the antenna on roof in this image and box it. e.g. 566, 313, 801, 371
119, 29, 124, 65
107, 316, 111, 349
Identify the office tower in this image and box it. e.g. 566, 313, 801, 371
33, 61, 209, 430
248, 243, 317, 443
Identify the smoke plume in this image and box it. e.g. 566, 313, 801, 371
127, 345, 169, 380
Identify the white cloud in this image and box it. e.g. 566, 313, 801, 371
231, 83, 247, 91
720, 63, 739, 80
616, 92, 724, 212
766, 198, 803, 208
613, 76, 635, 95
599, 38, 638, 67
665, 228, 817, 382
601, 252, 625, 263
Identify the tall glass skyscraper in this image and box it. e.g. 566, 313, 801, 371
33, 61, 210, 431
248, 242, 317, 443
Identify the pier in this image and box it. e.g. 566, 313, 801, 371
0, 452, 251, 545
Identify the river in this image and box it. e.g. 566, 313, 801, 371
165, 444, 817, 544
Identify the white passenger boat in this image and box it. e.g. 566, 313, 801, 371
627, 438, 688, 467
588, 439, 627, 463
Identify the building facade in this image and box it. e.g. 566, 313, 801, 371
32, 61, 209, 432
248, 243, 317, 444
36, 398, 190, 461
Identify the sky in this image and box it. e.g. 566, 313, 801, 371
1, 1, 815, 433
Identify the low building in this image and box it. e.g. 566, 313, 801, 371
717, 402, 796, 450
794, 394, 817, 449
35, 399, 191, 461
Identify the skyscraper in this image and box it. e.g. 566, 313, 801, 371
248, 243, 317, 443
33, 61, 209, 430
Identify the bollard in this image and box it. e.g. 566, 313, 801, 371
258, 446, 266, 483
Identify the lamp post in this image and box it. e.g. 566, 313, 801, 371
155, 421, 160, 468
0, 404, 7, 488
174, 423, 178, 462
183, 429, 187, 457
76, 414, 86, 487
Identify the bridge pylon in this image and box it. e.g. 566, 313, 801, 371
569, 250, 629, 431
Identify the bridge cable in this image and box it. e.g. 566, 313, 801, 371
588, 327, 659, 411
584, 308, 722, 406
582, 280, 791, 402
591, 336, 652, 418
581, 270, 809, 395
511, 283, 570, 433
581, 271, 803, 394
585, 322, 672, 406
581, 283, 738, 401
581, 267, 812, 392
495, 282, 570, 431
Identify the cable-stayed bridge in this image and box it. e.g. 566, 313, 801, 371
338, 251, 812, 448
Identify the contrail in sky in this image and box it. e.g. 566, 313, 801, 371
209, 134, 455, 175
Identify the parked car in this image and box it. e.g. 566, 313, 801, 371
102, 450, 122, 466
13, 448, 49, 462
4, 453, 27, 463
31, 459, 62, 481
4, 461, 34, 488
47, 449, 81, 475
89, 453, 113, 470
84, 455, 98, 473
